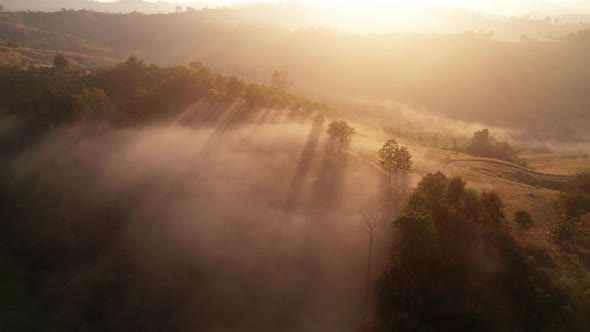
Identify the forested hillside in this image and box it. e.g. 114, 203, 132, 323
1, 9, 590, 142
0, 58, 341, 331
1, 4, 590, 332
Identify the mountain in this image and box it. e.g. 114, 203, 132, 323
0, 0, 206, 14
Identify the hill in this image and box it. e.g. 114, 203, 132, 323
1, 57, 589, 331
0, 10, 589, 145
0, 0, 206, 14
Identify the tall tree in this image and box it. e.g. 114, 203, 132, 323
362, 209, 380, 313
479, 191, 505, 227
327, 120, 355, 149
379, 139, 412, 205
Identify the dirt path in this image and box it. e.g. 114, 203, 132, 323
445, 158, 571, 179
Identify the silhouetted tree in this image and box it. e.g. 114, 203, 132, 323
53, 53, 69, 71
362, 209, 380, 310
327, 120, 355, 148
396, 211, 439, 266
467, 128, 493, 156
124, 55, 143, 66
379, 139, 412, 205
479, 191, 505, 227
514, 210, 534, 233
447, 176, 466, 208
465, 128, 523, 165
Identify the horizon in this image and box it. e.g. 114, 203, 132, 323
91, 0, 590, 15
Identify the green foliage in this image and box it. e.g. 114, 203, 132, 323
377, 174, 585, 331
327, 120, 355, 146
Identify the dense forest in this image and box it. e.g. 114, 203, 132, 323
377, 173, 590, 331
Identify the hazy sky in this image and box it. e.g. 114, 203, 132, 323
96, 0, 590, 15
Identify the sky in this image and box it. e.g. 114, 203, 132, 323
95, 0, 590, 15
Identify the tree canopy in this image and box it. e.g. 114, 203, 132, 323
378, 139, 412, 176
53, 53, 70, 71
327, 120, 355, 146
377, 173, 590, 331
464, 128, 526, 166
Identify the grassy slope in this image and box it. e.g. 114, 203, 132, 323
343, 119, 588, 243
0, 13, 123, 67
0, 45, 121, 66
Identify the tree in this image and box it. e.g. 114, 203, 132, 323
396, 211, 439, 266
479, 191, 505, 226
361, 210, 380, 311
74, 87, 111, 113
312, 114, 325, 129
225, 76, 243, 96
551, 172, 590, 249
379, 139, 412, 205
53, 53, 69, 71
556, 172, 590, 218
124, 55, 143, 66
378, 174, 583, 331
327, 120, 355, 147
0, 4, 4, 11
447, 176, 466, 208
514, 210, 534, 233
467, 128, 493, 156
552, 215, 577, 248
465, 128, 520, 164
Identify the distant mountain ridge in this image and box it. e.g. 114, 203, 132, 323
0, 0, 207, 13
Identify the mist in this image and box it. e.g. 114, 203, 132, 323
8, 104, 397, 331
